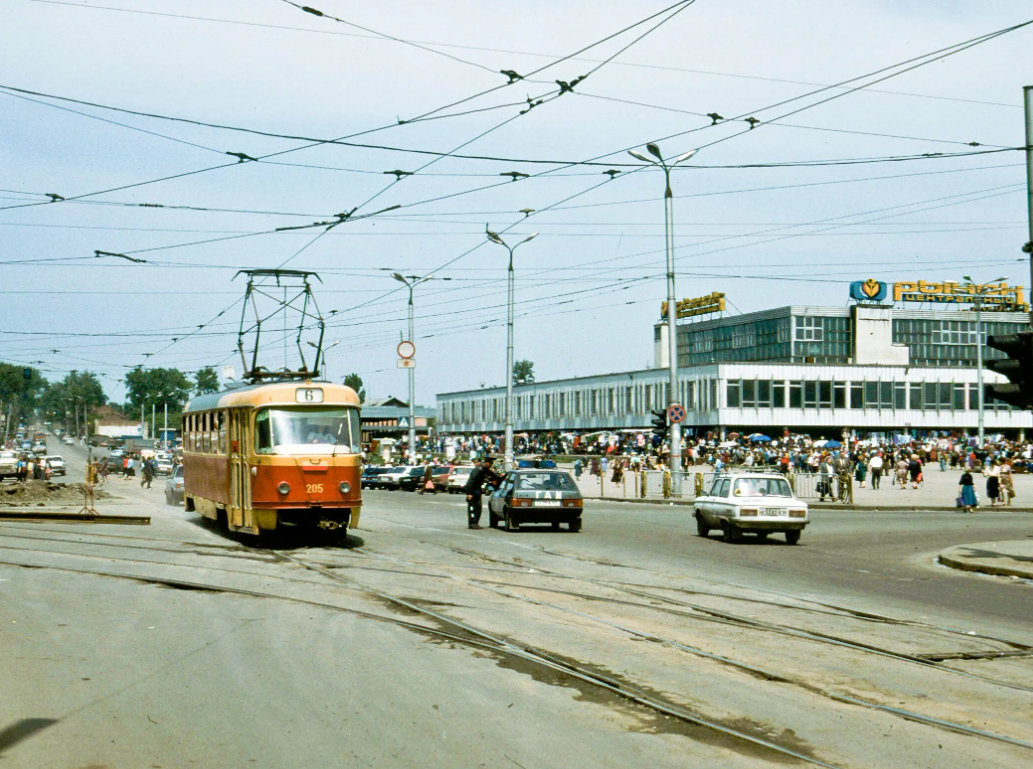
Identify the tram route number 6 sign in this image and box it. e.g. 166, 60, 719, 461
667, 403, 686, 424
296, 387, 324, 404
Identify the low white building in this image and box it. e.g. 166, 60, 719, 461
437, 302, 1032, 438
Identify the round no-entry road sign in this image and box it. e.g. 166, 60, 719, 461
668, 403, 686, 424
397, 340, 415, 359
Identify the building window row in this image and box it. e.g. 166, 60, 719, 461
726, 379, 1014, 412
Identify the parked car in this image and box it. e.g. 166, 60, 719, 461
693, 472, 809, 544
431, 464, 452, 491
446, 465, 476, 493
43, 456, 66, 476
378, 465, 416, 490
488, 469, 583, 532
108, 448, 125, 460
0, 451, 19, 481
361, 466, 392, 489
397, 466, 431, 492
62, 435, 75, 445
165, 465, 185, 506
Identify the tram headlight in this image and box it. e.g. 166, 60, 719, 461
338, 481, 351, 494
277, 481, 291, 495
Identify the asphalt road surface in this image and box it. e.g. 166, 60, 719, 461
2, 442, 1032, 768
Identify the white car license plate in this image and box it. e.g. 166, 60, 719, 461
535, 500, 562, 507
761, 508, 788, 517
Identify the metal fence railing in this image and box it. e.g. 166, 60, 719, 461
789, 472, 851, 501
581, 469, 852, 502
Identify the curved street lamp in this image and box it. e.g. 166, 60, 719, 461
485, 229, 538, 470
628, 143, 698, 490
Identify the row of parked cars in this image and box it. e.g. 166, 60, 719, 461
361, 464, 474, 493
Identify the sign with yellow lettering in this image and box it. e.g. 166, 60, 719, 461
892, 281, 1027, 311
661, 292, 726, 320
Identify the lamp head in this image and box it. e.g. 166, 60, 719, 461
391, 272, 405, 283
674, 149, 698, 164
646, 143, 663, 161
486, 229, 505, 245
628, 150, 652, 163
521, 233, 539, 244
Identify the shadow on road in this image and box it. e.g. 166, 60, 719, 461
185, 515, 363, 551
0, 719, 58, 754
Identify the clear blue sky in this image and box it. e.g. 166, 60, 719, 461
1, 0, 1030, 405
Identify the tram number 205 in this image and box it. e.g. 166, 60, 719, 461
306, 483, 324, 494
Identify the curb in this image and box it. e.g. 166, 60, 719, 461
938, 551, 1033, 580
581, 497, 1033, 513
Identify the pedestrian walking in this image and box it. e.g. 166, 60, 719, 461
854, 455, 867, 489
869, 452, 883, 489
141, 458, 155, 489
895, 457, 908, 489
958, 469, 978, 512
418, 465, 436, 495
573, 458, 583, 479
834, 452, 852, 502
1000, 460, 1014, 506
818, 456, 834, 502
984, 459, 1001, 507
463, 456, 503, 529
125, 456, 136, 478
908, 454, 922, 490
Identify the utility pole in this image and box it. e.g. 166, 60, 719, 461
1024, 85, 1033, 328
393, 274, 447, 464
628, 144, 699, 494
163, 402, 168, 449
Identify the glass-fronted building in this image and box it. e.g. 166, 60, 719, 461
438, 304, 1032, 437
659, 305, 1026, 368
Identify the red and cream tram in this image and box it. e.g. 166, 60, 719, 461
181, 381, 362, 535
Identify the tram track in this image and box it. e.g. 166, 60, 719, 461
280, 549, 1033, 755
0, 545, 839, 768
5, 521, 1033, 764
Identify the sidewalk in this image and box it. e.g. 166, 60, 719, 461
572, 462, 1033, 511
939, 540, 1033, 580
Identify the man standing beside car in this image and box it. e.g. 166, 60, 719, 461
463, 456, 503, 529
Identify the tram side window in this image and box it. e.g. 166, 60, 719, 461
201, 413, 211, 454
217, 412, 227, 454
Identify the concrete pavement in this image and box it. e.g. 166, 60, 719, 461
939, 539, 1033, 580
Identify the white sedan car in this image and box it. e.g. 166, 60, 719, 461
693, 472, 808, 544
43, 456, 66, 476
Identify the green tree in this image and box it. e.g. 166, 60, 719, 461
125, 367, 193, 412
0, 363, 46, 438
38, 370, 106, 425
195, 366, 220, 395
343, 373, 366, 403
513, 359, 535, 385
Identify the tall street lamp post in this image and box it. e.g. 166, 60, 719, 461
628, 143, 698, 490
485, 229, 538, 471
392, 274, 448, 461
962, 275, 1008, 446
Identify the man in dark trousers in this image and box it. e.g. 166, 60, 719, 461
464, 456, 503, 529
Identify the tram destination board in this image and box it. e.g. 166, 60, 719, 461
296, 387, 324, 403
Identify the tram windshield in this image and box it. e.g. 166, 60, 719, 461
255, 407, 362, 455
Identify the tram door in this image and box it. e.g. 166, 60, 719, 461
229, 409, 252, 528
